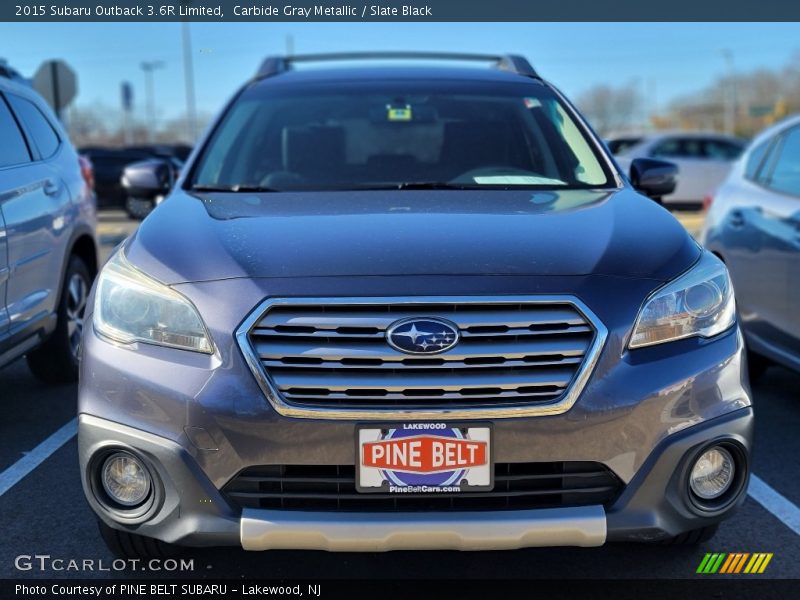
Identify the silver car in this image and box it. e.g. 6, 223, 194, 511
613, 132, 745, 208
702, 114, 800, 379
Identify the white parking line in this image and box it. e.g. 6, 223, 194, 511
0, 418, 77, 497
748, 474, 800, 536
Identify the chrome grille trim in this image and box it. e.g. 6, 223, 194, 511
236, 296, 607, 420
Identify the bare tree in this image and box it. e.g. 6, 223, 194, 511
576, 82, 643, 135
665, 50, 800, 136
65, 103, 209, 148
67, 103, 112, 147
157, 112, 213, 145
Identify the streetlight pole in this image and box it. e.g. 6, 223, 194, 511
141, 60, 165, 143
181, 16, 198, 143
721, 49, 737, 135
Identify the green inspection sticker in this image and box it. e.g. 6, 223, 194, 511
387, 105, 413, 121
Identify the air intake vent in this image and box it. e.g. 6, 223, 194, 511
223, 462, 622, 512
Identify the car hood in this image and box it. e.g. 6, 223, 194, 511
125, 188, 700, 284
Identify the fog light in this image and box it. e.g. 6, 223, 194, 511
690, 446, 734, 500
101, 452, 151, 507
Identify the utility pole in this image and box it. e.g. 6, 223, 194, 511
181, 16, 198, 143
141, 60, 165, 143
121, 81, 134, 145
721, 49, 737, 135
647, 78, 658, 129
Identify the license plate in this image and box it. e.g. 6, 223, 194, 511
356, 423, 493, 493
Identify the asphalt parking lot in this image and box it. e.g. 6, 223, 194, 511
0, 210, 798, 580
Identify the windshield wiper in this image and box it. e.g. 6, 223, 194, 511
190, 184, 279, 193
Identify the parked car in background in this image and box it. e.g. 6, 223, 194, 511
612, 132, 746, 209
77, 153, 95, 192
702, 115, 800, 379
0, 70, 98, 382
606, 136, 643, 156
80, 146, 185, 218
79, 147, 153, 210
128, 143, 193, 162
78, 53, 752, 560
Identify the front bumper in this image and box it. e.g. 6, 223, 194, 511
78, 406, 752, 551
241, 506, 606, 551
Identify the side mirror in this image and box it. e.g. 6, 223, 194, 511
121, 159, 176, 198
630, 158, 677, 202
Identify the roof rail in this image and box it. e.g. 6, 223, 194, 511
254, 52, 538, 80
0, 61, 28, 85
0, 64, 19, 79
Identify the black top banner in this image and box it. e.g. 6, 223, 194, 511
1, 0, 795, 22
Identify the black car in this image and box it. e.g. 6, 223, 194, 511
80, 146, 184, 218
78, 147, 154, 209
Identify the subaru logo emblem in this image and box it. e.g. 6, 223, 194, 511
386, 318, 460, 355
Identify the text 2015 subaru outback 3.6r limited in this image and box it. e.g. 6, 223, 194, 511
79, 53, 753, 558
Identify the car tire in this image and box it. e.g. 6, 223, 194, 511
659, 524, 718, 545
747, 350, 770, 382
124, 196, 155, 220
26, 255, 92, 384
97, 519, 180, 559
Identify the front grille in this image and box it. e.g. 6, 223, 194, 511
243, 299, 598, 409
223, 462, 623, 512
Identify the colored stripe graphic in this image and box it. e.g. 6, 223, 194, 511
744, 554, 759, 573
703, 553, 718, 573
719, 553, 736, 574
758, 554, 773, 573
697, 552, 772, 574
710, 553, 726, 573
697, 553, 727, 574
696, 553, 713, 573
751, 554, 766, 573
733, 553, 750, 573
696, 553, 713, 574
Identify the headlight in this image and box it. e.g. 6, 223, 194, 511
94, 250, 214, 353
629, 252, 735, 349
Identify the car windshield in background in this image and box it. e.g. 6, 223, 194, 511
190, 80, 613, 192
607, 137, 643, 155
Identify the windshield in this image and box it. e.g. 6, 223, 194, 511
190, 79, 614, 192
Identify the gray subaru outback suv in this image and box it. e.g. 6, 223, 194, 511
0, 69, 97, 382
78, 53, 753, 559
